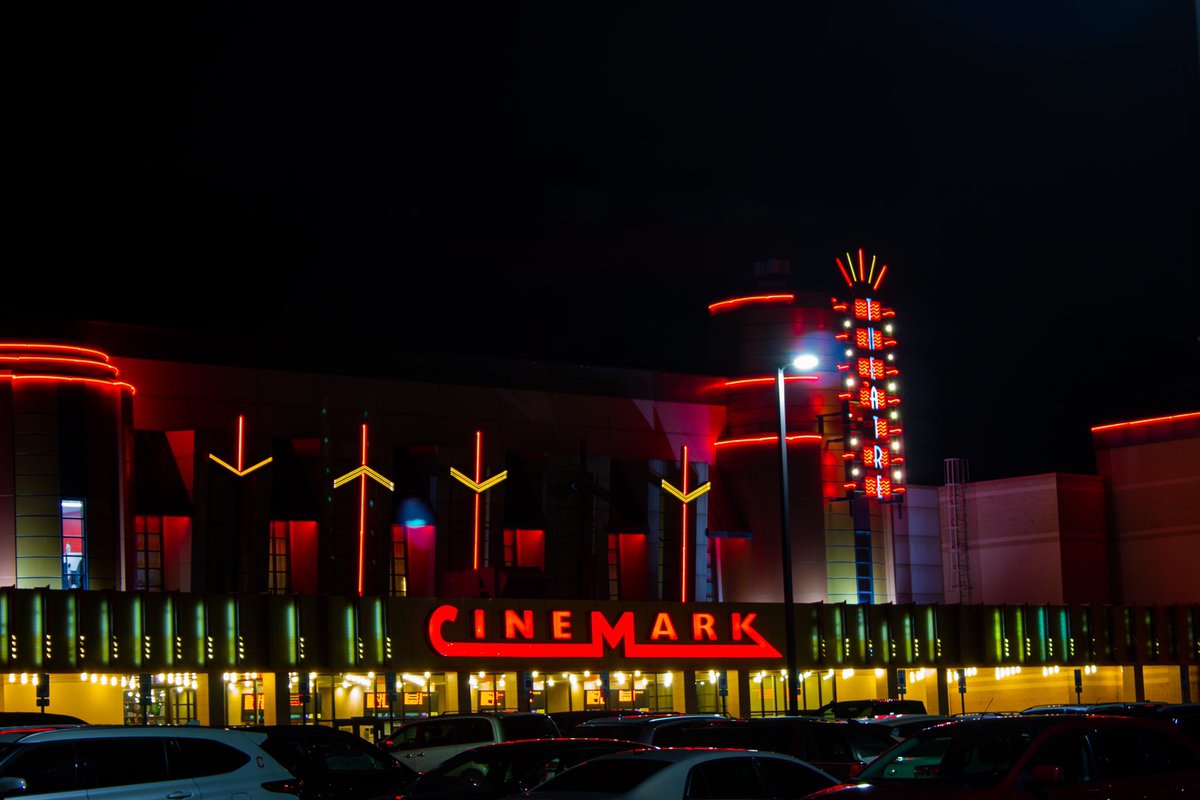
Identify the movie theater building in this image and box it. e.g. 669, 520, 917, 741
1, 258, 1196, 729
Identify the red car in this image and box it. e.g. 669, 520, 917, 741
809, 713, 1200, 799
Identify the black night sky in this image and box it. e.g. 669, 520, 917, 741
10, 2, 1199, 485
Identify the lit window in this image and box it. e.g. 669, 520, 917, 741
62, 500, 87, 590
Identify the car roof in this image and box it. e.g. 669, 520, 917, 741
584, 746, 797, 764
859, 713, 951, 725
3, 725, 268, 745
577, 713, 726, 727
910, 713, 1172, 736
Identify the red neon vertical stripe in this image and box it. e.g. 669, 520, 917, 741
872, 264, 888, 291
473, 430, 482, 571
357, 424, 368, 597
858, 248, 865, 281
835, 258, 853, 288
681, 445, 689, 603
237, 415, 245, 472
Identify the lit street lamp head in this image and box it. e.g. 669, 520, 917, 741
791, 354, 819, 372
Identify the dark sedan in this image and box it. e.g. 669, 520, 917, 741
396, 737, 651, 800
807, 713, 1200, 799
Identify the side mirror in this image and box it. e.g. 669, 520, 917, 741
0, 776, 28, 798
1027, 764, 1063, 784
846, 762, 865, 779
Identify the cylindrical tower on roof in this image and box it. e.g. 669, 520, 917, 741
0, 342, 135, 590
707, 254, 904, 605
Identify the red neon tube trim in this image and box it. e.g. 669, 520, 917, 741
858, 248, 865, 281
2, 375, 135, 393
872, 264, 888, 291
714, 434, 823, 448
0, 343, 111, 362
724, 375, 818, 388
0, 355, 120, 375
1091, 411, 1200, 432
473, 430, 482, 571
358, 423, 368, 597
427, 605, 782, 659
707, 294, 795, 314
237, 416, 245, 472
835, 258, 853, 288
680, 445, 689, 603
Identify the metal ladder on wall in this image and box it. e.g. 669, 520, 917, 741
945, 458, 972, 603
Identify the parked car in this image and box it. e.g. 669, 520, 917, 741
396, 737, 651, 800
526, 747, 840, 799
859, 714, 953, 741
548, 709, 676, 737
669, 716, 898, 781
382, 712, 560, 772
1153, 703, 1200, 744
1020, 701, 1168, 717
242, 724, 419, 799
569, 714, 739, 746
801, 699, 927, 720
806, 713, 1200, 798
0, 724, 300, 799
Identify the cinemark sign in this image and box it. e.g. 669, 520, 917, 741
427, 605, 782, 659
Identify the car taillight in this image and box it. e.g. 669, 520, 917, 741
262, 777, 304, 795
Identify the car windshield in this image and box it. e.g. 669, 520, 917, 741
530, 757, 669, 793
500, 715, 558, 740
857, 726, 1037, 786
411, 750, 522, 794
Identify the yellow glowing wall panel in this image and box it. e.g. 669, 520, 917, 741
14, 517, 59, 538
13, 460, 60, 479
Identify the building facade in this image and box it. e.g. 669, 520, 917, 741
1, 259, 1196, 732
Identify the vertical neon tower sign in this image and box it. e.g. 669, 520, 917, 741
333, 424, 395, 595
833, 248, 906, 500
661, 444, 711, 602
450, 431, 507, 570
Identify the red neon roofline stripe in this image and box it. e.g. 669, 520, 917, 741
707, 294, 795, 314
1091, 411, 1200, 432
714, 434, 824, 448
0, 355, 120, 375
0, 343, 111, 362
2, 375, 135, 393
725, 375, 818, 388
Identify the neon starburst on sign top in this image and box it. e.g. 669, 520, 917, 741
835, 247, 888, 292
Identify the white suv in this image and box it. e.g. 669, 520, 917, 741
0, 724, 301, 799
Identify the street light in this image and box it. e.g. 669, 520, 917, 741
777, 353, 818, 715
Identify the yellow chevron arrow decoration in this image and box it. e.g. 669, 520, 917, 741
333, 465, 395, 491
450, 466, 507, 493
661, 478, 711, 504
209, 454, 273, 477
209, 416, 272, 477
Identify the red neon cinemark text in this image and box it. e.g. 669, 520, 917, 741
506, 609, 534, 639
650, 613, 679, 641
426, 605, 782, 659
552, 611, 572, 639
694, 613, 716, 640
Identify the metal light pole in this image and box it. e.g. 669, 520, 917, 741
776, 364, 800, 715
